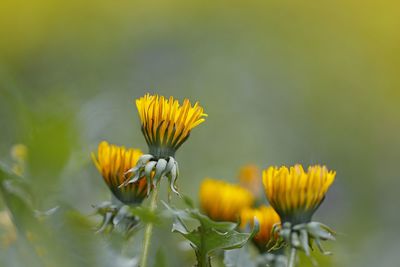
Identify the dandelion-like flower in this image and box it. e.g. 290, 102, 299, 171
92, 141, 151, 205
263, 164, 336, 256
240, 205, 280, 251
124, 94, 207, 194
199, 178, 254, 222
137, 94, 207, 157
263, 165, 335, 224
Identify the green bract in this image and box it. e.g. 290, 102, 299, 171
270, 221, 336, 256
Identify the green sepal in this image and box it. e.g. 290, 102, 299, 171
270, 221, 336, 259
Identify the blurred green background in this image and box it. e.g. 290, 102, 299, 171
1, 1, 399, 266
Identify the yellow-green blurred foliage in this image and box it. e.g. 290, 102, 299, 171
1, 1, 399, 266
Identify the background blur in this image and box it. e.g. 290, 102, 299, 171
1, 1, 399, 266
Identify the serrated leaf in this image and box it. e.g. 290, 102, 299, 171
167, 203, 258, 266
202, 227, 251, 252
190, 209, 237, 232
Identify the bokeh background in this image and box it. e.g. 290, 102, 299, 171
1, 1, 399, 266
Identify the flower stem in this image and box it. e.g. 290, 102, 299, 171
287, 247, 297, 267
139, 186, 159, 267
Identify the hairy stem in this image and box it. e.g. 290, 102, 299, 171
287, 247, 297, 267
139, 186, 159, 267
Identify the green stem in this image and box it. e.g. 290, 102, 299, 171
198, 250, 211, 267
287, 247, 297, 267
139, 186, 159, 267
196, 225, 211, 267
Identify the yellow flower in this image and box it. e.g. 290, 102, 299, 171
123, 94, 207, 195
199, 178, 254, 222
240, 205, 280, 250
238, 164, 262, 197
262, 164, 335, 224
92, 141, 151, 204
136, 94, 207, 158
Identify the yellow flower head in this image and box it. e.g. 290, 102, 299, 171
240, 205, 280, 250
263, 164, 335, 224
136, 94, 207, 158
199, 178, 254, 222
92, 141, 151, 204
238, 164, 262, 197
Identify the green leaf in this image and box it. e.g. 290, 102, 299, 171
190, 209, 237, 232
166, 202, 258, 267
200, 227, 251, 252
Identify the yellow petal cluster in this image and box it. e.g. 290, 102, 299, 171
136, 94, 207, 156
199, 178, 254, 222
92, 141, 150, 204
262, 164, 335, 223
240, 205, 280, 250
